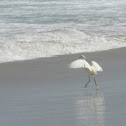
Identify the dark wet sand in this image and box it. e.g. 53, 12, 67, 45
0, 47, 126, 126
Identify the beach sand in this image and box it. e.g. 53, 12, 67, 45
0, 47, 126, 126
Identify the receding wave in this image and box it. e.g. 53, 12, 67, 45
0, 28, 125, 63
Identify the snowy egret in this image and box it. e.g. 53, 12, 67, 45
69, 55, 103, 89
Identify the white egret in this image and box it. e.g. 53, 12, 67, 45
69, 55, 103, 89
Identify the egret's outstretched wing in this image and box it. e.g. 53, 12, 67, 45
69, 59, 91, 71
91, 61, 103, 72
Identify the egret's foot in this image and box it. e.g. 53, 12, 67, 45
96, 85, 99, 90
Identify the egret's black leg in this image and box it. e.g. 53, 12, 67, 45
93, 77, 99, 89
84, 75, 90, 88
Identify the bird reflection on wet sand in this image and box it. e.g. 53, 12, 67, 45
75, 91, 105, 126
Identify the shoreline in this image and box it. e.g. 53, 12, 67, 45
1, 46, 126, 64
0, 47, 126, 85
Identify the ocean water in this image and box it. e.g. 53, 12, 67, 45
0, 0, 126, 63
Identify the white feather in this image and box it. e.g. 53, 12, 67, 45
91, 61, 103, 72
69, 59, 92, 71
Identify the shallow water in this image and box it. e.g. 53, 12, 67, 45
0, 75, 126, 126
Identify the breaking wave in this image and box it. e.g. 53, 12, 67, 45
0, 28, 125, 63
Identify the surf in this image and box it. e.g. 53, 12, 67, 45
0, 28, 125, 63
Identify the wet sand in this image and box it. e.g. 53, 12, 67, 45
0, 47, 126, 126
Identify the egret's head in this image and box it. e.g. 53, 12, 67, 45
79, 55, 86, 60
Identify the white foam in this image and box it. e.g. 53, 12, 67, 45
0, 28, 126, 63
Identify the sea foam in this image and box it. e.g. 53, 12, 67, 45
0, 28, 125, 63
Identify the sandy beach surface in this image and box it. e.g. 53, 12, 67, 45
0, 47, 126, 126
